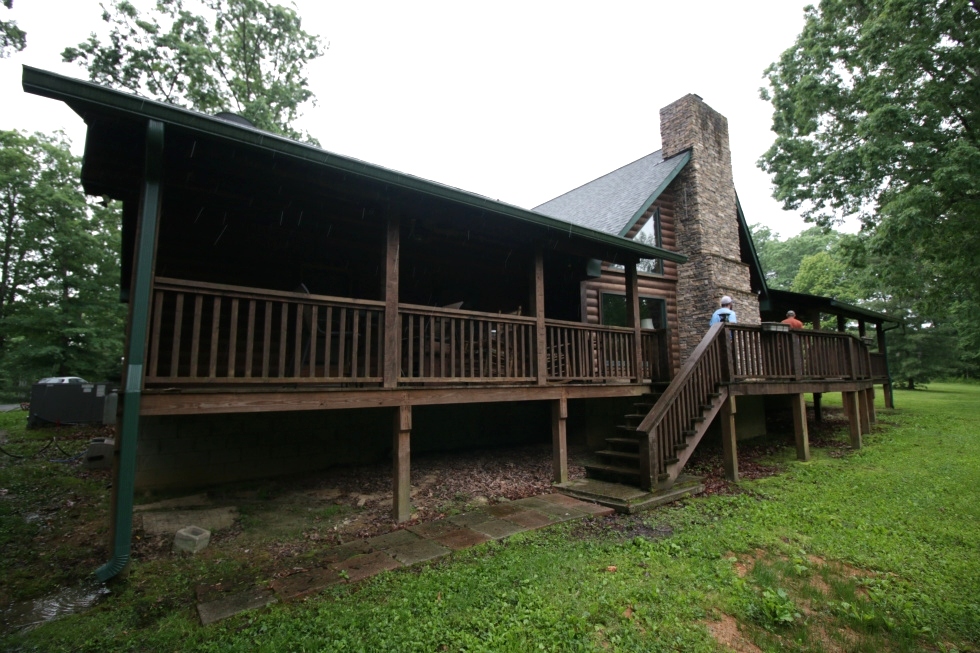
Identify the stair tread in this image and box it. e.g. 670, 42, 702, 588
596, 449, 640, 460
584, 462, 640, 477
605, 437, 641, 446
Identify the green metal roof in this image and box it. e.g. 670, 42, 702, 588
22, 66, 686, 264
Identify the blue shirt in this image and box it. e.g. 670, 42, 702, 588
710, 308, 737, 325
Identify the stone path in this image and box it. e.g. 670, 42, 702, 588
197, 492, 614, 625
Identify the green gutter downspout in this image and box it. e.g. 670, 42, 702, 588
96, 120, 164, 582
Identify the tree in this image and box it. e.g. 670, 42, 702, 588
760, 0, 980, 319
63, 0, 325, 141
0, 131, 126, 396
1, 0, 26, 56
750, 224, 840, 290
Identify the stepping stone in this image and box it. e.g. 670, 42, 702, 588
572, 502, 616, 516
447, 511, 491, 527
141, 507, 238, 535
365, 529, 421, 551
470, 518, 527, 540
408, 520, 462, 539
316, 539, 373, 566
434, 528, 491, 550
513, 497, 587, 521
271, 568, 344, 601
198, 589, 276, 625
330, 551, 401, 583
388, 539, 451, 565
500, 509, 556, 530
135, 493, 210, 512
486, 502, 525, 518
539, 493, 591, 508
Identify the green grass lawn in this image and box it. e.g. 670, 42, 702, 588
3, 384, 979, 652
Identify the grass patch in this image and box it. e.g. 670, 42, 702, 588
3, 384, 979, 651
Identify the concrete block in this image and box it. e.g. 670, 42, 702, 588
174, 525, 211, 553
84, 438, 115, 470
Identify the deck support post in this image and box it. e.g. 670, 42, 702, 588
883, 382, 894, 409
791, 392, 810, 461
551, 395, 568, 483
844, 391, 862, 449
858, 387, 871, 434
383, 211, 400, 388
813, 392, 823, 422
865, 387, 876, 424
392, 405, 412, 522
533, 248, 547, 386
721, 393, 738, 482
638, 427, 657, 491
625, 260, 643, 382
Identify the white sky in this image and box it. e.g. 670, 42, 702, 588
0, 0, 813, 239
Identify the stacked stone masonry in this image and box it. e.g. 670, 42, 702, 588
660, 94, 760, 362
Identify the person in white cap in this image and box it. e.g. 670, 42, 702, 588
710, 295, 737, 325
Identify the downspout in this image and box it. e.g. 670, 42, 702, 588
96, 120, 164, 582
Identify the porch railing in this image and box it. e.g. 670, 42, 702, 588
870, 352, 888, 380
400, 305, 536, 383
145, 278, 668, 388
147, 278, 384, 384
727, 324, 873, 382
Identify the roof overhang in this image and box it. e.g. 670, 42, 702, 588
22, 66, 686, 265
763, 288, 901, 327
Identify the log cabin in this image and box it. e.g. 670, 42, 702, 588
23, 69, 894, 580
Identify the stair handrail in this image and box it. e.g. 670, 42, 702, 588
635, 322, 727, 434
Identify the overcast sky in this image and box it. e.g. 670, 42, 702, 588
1, 0, 814, 238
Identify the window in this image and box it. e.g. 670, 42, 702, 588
606, 209, 663, 274
600, 294, 666, 329
634, 208, 663, 274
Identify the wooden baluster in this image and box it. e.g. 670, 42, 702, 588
245, 300, 255, 378
262, 300, 272, 378
171, 293, 184, 377
338, 308, 348, 379
324, 307, 334, 378
149, 291, 163, 378
190, 294, 203, 378
277, 302, 288, 378
228, 298, 239, 378
293, 303, 303, 378
350, 308, 361, 379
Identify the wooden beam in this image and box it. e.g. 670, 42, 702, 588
883, 382, 894, 409
813, 392, 822, 423
791, 393, 810, 461
533, 248, 547, 386
625, 260, 643, 383
721, 394, 738, 482
392, 405, 412, 522
866, 387, 876, 424
383, 211, 401, 388
837, 314, 846, 332
858, 387, 871, 434
844, 391, 862, 449
551, 395, 568, 483
139, 383, 650, 415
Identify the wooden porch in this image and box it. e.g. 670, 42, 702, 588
583, 322, 888, 502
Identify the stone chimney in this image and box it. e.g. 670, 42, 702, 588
660, 94, 759, 362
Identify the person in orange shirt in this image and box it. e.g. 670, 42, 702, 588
782, 310, 804, 329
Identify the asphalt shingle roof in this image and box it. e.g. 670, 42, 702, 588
531, 150, 688, 236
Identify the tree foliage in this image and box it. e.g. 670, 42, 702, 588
1, 0, 26, 57
0, 131, 126, 396
760, 0, 980, 317
63, 0, 324, 141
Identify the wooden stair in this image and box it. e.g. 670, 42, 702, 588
584, 323, 733, 492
